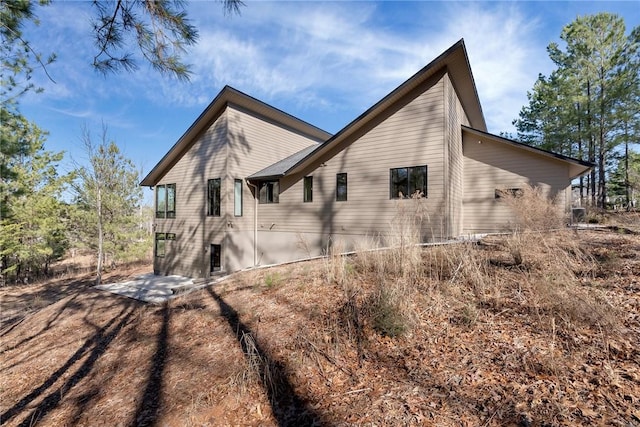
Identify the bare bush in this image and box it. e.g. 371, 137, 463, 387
500, 184, 565, 232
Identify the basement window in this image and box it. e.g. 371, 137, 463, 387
155, 233, 175, 258
495, 188, 524, 199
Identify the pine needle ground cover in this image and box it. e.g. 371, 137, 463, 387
1, 217, 639, 426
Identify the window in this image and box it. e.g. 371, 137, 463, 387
495, 188, 523, 199
207, 178, 221, 216
336, 173, 347, 201
234, 179, 243, 216
156, 184, 176, 218
303, 176, 313, 202
259, 181, 279, 204
155, 233, 175, 258
210, 244, 221, 273
390, 166, 427, 199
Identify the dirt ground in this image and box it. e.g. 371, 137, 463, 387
1, 219, 639, 426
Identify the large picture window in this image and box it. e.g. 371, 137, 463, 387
156, 184, 176, 218
303, 176, 313, 202
336, 173, 347, 201
259, 181, 279, 204
390, 166, 427, 199
207, 178, 221, 216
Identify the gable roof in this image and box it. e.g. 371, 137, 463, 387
249, 39, 487, 180
140, 86, 331, 186
248, 144, 318, 180
461, 125, 593, 178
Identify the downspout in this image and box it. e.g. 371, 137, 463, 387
247, 181, 258, 266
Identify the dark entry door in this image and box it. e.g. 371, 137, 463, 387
210, 244, 221, 273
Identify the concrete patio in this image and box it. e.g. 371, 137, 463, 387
95, 273, 206, 303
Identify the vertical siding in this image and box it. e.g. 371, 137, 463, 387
256, 74, 447, 259
154, 106, 320, 277
462, 132, 570, 234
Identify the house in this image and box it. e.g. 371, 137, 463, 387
140, 39, 592, 278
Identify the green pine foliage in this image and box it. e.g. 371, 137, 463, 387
72, 128, 149, 284
0, 112, 72, 283
514, 13, 640, 208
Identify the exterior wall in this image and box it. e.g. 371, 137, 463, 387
443, 73, 470, 237
462, 132, 571, 234
154, 106, 319, 278
224, 105, 319, 272
254, 73, 448, 265
154, 111, 229, 277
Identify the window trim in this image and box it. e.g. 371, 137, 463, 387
234, 179, 243, 216
303, 176, 313, 203
336, 173, 347, 202
207, 178, 221, 216
389, 165, 428, 199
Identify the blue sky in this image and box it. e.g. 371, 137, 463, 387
18, 0, 640, 202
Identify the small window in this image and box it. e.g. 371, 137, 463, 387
336, 173, 347, 201
390, 166, 427, 199
156, 184, 176, 218
259, 181, 279, 204
303, 176, 313, 202
234, 179, 243, 216
495, 188, 524, 199
207, 178, 221, 216
166, 184, 176, 218
155, 233, 175, 258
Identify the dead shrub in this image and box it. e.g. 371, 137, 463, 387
369, 280, 411, 337
500, 184, 565, 232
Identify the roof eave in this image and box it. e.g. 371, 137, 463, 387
284, 39, 486, 177
461, 125, 594, 178
140, 87, 331, 187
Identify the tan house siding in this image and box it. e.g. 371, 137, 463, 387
224, 105, 319, 271
154, 111, 228, 277
154, 106, 320, 277
254, 74, 448, 263
444, 73, 469, 237
144, 41, 590, 277
462, 131, 570, 234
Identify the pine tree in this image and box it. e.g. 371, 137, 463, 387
514, 13, 640, 208
73, 127, 145, 285
0, 114, 71, 283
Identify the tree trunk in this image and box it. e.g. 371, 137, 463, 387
96, 185, 103, 286
587, 81, 596, 207
624, 127, 630, 209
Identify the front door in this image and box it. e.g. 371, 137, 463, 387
210, 244, 221, 273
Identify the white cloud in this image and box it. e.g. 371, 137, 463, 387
153, 1, 550, 135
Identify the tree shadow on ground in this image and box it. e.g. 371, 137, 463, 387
0, 300, 137, 426
131, 302, 170, 427
206, 286, 323, 426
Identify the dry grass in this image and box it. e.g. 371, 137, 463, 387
1, 199, 638, 425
